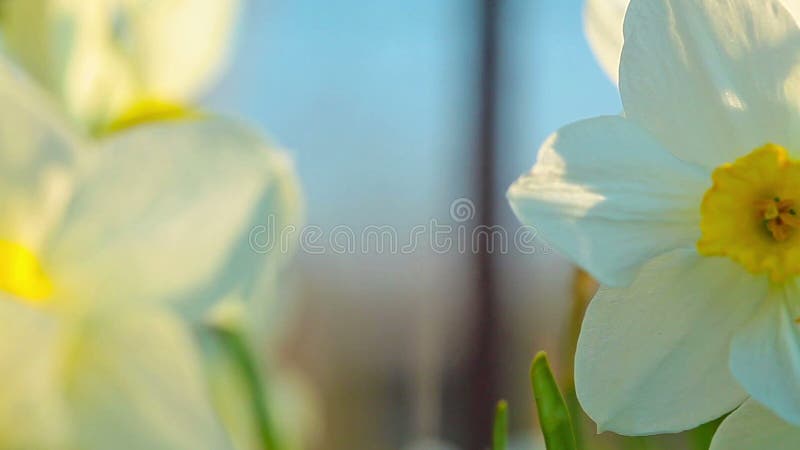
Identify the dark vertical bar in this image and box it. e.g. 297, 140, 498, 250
467, 0, 501, 448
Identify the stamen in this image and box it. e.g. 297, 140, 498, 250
781, 213, 800, 228
765, 203, 780, 220
758, 196, 800, 241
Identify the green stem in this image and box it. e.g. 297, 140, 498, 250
622, 436, 653, 450
563, 268, 597, 450
212, 327, 280, 450
564, 391, 584, 450
688, 417, 724, 450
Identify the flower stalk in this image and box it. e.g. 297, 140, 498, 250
210, 326, 281, 450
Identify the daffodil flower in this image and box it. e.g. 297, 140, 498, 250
0, 56, 300, 449
509, 0, 800, 444
0, 0, 240, 132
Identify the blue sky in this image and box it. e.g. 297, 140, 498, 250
208, 0, 622, 230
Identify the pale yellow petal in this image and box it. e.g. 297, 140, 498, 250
1, 0, 240, 130
64, 307, 234, 450
45, 119, 302, 322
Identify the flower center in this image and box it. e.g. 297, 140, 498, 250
756, 197, 800, 241
0, 240, 53, 303
698, 144, 800, 282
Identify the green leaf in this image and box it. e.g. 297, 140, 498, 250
531, 352, 578, 450
493, 400, 508, 450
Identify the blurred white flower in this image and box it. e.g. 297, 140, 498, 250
509, 0, 800, 439
0, 0, 240, 131
266, 368, 324, 450
0, 55, 301, 449
584, 0, 800, 84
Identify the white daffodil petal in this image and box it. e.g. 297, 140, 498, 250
64, 307, 233, 450
584, 0, 800, 85
1, 0, 240, 128
710, 399, 800, 450
584, 0, 628, 84
507, 116, 707, 286
620, 0, 800, 169
730, 283, 800, 426
0, 298, 69, 449
0, 57, 80, 249
44, 119, 301, 314
575, 249, 766, 435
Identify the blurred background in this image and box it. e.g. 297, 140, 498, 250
204, 1, 621, 449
